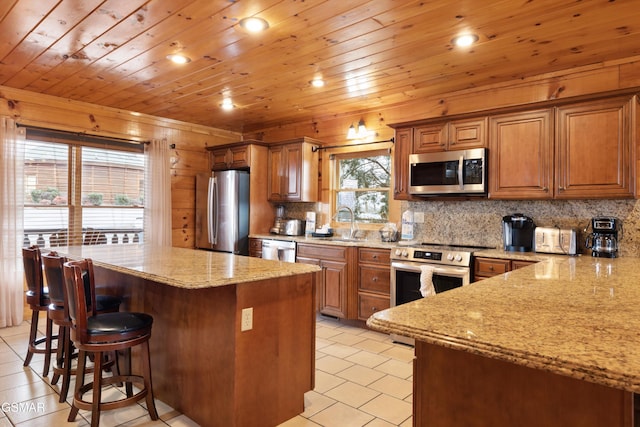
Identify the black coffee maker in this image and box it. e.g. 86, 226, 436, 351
502, 214, 536, 252
585, 216, 622, 258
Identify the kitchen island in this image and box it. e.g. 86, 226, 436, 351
367, 255, 640, 426
57, 244, 320, 427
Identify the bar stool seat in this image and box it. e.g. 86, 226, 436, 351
63, 258, 157, 427
43, 252, 122, 403
22, 245, 58, 377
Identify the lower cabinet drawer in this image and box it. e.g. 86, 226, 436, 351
359, 265, 391, 294
358, 293, 390, 321
474, 257, 510, 277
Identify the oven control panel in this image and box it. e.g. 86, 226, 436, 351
413, 250, 442, 261
391, 246, 472, 267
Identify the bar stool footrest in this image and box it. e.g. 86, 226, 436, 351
72, 375, 148, 413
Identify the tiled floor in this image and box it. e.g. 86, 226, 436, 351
0, 314, 414, 426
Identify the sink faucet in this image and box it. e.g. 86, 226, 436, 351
334, 205, 358, 239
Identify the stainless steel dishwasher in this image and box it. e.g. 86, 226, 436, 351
261, 239, 296, 263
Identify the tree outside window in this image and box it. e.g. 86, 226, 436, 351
333, 150, 391, 224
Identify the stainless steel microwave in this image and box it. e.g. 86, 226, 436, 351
409, 148, 487, 195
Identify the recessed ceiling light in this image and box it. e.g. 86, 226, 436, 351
239, 16, 269, 33
166, 54, 191, 64
310, 78, 325, 88
452, 34, 479, 48
220, 98, 234, 111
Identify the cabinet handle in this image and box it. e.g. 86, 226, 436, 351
372, 255, 378, 259
371, 307, 377, 312
488, 265, 494, 271
372, 277, 378, 282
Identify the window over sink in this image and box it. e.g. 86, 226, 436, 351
331, 149, 391, 225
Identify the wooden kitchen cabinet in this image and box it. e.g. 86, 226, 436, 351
296, 243, 355, 319
268, 137, 321, 202
489, 109, 554, 199
210, 143, 254, 170
555, 96, 636, 199
248, 238, 262, 258
393, 128, 415, 200
448, 117, 488, 150
474, 257, 537, 281
357, 248, 391, 321
489, 95, 637, 200
412, 118, 487, 153
413, 123, 448, 153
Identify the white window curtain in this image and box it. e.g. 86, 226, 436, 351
0, 117, 25, 327
144, 138, 172, 246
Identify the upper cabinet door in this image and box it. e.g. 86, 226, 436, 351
267, 146, 284, 201
488, 109, 554, 199
210, 147, 231, 170
284, 143, 303, 200
267, 139, 319, 202
555, 97, 635, 199
393, 128, 415, 200
412, 123, 447, 153
448, 117, 487, 150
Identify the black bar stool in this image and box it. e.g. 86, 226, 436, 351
63, 258, 158, 427
42, 251, 122, 402
22, 245, 57, 376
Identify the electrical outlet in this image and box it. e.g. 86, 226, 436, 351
241, 307, 253, 331
413, 212, 425, 224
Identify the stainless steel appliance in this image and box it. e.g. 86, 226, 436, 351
502, 213, 535, 252
261, 239, 296, 263
195, 170, 250, 255
534, 227, 578, 255
408, 148, 487, 196
585, 216, 622, 258
390, 243, 482, 344
270, 205, 286, 234
270, 219, 306, 236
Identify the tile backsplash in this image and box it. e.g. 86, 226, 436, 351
278, 199, 640, 257
405, 199, 639, 257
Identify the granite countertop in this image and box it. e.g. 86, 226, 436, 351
250, 233, 398, 249
55, 244, 320, 289
367, 255, 640, 393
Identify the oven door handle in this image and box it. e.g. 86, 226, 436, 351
391, 261, 470, 276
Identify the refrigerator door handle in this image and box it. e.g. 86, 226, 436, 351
208, 176, 218, 245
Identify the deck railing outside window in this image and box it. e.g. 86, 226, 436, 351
23, 228, 143, 248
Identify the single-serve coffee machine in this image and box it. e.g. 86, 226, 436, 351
585, 216, 622, 258
502, 213, 536, 252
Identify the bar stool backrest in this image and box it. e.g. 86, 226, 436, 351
22, 245, 45, 306
63, 259, 98, 344
42, 251, 68, 315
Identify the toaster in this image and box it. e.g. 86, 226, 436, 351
534, 227, 578, 255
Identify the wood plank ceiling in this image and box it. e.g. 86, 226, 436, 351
1, 0, 639, 133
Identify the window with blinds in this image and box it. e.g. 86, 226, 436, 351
23, 129, 145, 248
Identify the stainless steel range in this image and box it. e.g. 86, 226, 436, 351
389, 242, 493, 344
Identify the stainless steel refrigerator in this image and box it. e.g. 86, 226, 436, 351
195, 170, 250, 255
